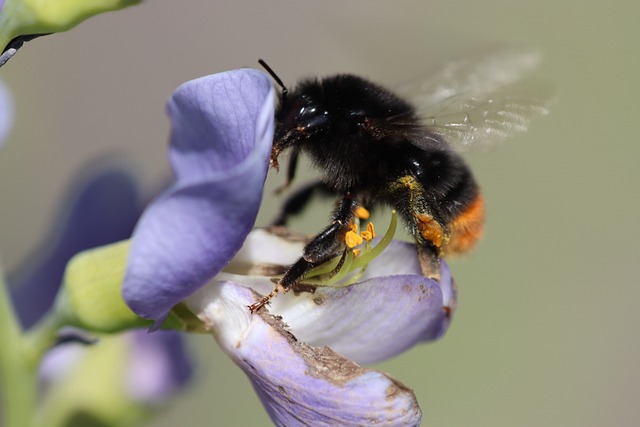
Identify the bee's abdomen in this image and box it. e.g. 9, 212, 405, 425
442, 192, 485, 255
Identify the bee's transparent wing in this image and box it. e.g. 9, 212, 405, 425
399, 49, 553, 151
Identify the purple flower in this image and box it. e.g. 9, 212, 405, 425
185, 231, 455, 426
122, 69, 457, 425
9, 167, 192, 404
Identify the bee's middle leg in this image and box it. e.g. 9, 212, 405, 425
271, 180, 335, 226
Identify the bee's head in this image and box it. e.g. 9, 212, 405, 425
259, 60, 330, 169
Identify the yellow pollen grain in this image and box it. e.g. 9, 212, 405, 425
345, 230, 364, 248
352, 249, 361, 257
355, 206, 370, 220
399, 175, 417, 190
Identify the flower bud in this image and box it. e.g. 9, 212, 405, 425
58, 240, 151, 333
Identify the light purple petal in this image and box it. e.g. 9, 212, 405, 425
125, 329, 193, 402
276, 273, 449, 365
123, 69, 274, 321
186, 281, 422, 427
0, 79, 13, 147
37, 343, 85, 387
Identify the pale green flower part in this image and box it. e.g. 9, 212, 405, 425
0, 0, 140, 66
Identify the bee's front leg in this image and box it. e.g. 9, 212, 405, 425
273, 146, 300, 195
249, 194, 358, 313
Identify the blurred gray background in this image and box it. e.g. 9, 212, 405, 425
1, 0, 639, 425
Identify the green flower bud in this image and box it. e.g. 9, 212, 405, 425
57, 240, 151, 333
1, 0, 140, 64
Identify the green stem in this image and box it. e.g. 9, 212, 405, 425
0, 273, 37, 427
0, 269, 64, 427
23, 309, 65, 369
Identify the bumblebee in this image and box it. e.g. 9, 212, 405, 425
249, 51, 550, 312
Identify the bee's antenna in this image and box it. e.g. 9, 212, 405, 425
258, 59, 288, 101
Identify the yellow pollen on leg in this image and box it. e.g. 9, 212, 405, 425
415, 213, 445, 248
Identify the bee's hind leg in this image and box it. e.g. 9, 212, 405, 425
416, 243, 442, 281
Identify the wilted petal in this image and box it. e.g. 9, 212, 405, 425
123, 69, 274, 322
186, 281, 422, 427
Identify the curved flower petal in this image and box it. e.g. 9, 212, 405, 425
0, 78, 12, 147
186, 281, 422, 427
218, 230, 457, 365
276, 273, 450, 365
123, 69, 274, 322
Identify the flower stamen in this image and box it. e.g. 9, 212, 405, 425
345, 230, 364, 248
302, 210, 397, 288
360, 222, 375, 242
355, 206, 370, 220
